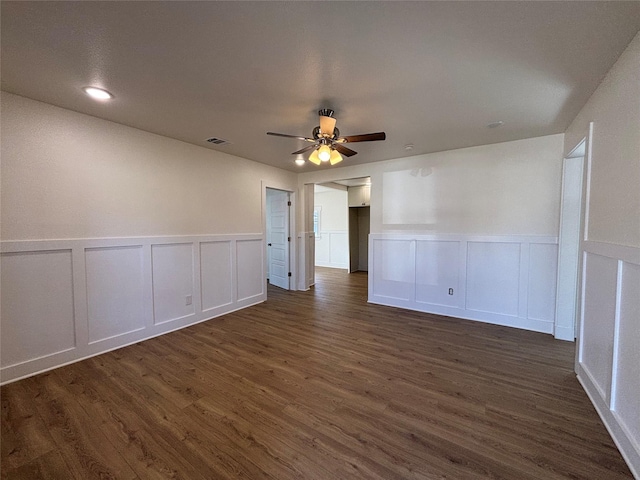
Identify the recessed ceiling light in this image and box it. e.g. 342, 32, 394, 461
82, 87, 113, 100
404, 144, 414, 151
487, 121, 504, 129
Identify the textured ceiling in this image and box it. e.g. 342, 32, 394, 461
2, 1, 639, 172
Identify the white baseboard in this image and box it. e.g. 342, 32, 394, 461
554, 325, 575, 341
315, 262, 349, 269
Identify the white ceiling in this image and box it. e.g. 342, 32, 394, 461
2, 2, 639, 172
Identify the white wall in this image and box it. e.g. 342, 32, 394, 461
0, 93, 296, 383
565, 33, 640, 478
314, 186, 349, 269
378, 138, 562, 236
1, 93, 297, 240
564, 42, 639, 249
299, 134, 564, 333
299, 134, 564, 237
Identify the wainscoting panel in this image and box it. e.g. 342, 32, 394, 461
466, 242, 521, 316
527, 243, 558, 323
315, 233, 330, 266
0, 250, 76, 367
200, 240, 233, 312
616, 262, 640, 446
576, 241, 640, 478
0, 234, 264, 384
315, 230, 348, 269
371, 238, 414, 301
85, 246, 145, 344
151, 243, 195, 325
236, 238, 264, 302
580, 252, 618, 402
415, 240, 460, 308
369, 234, 557, 333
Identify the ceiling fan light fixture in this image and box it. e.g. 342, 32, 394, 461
295, 155, 305, 166
308, 149, 321, 165
318, 144, 331, 162
267, 108, 386, 167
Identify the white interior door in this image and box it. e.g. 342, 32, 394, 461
555, 154, 585, 341
267, 189, 290, 290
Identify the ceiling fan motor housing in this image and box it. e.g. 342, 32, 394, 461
318, 108, 335, 118
312, 126, 339, 140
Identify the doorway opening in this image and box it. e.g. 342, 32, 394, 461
266, 187, 292, 290
348, 203, 370, 273
314, 177, 371, 279
555, 138, 586, 341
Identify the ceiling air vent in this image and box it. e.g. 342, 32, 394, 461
205, 137, 230, 146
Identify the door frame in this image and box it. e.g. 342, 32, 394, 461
574, 123, 594, 371
554, 138, 586, 341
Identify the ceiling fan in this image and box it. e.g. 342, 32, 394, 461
267, 109, 386, 166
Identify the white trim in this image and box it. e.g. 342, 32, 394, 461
368, 233, 558, 244
584, 240, 640, 265
609, 260, 623, 410
0, 233, 263, 253
554, 325, 575, 342
582, 122, 594, 241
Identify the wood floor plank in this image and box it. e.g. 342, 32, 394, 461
35, 396, 137, 480
55, 362, 213, 480
0, 382, 56, 472
0, 450, 77, 480
1, 267, 633, 479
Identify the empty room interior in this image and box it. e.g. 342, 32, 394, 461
1, 2, 639, 479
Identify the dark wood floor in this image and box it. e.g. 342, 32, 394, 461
1, 267, 632, 479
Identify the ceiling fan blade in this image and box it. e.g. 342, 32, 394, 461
333, 143, 358, 157
339, 132, 386, 143
267, 132, 315, 142
319, 115, 337, 137
291, 144, 318, 155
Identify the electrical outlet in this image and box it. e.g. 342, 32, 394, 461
185, 295, 192, 306
448, 288, 454, 295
